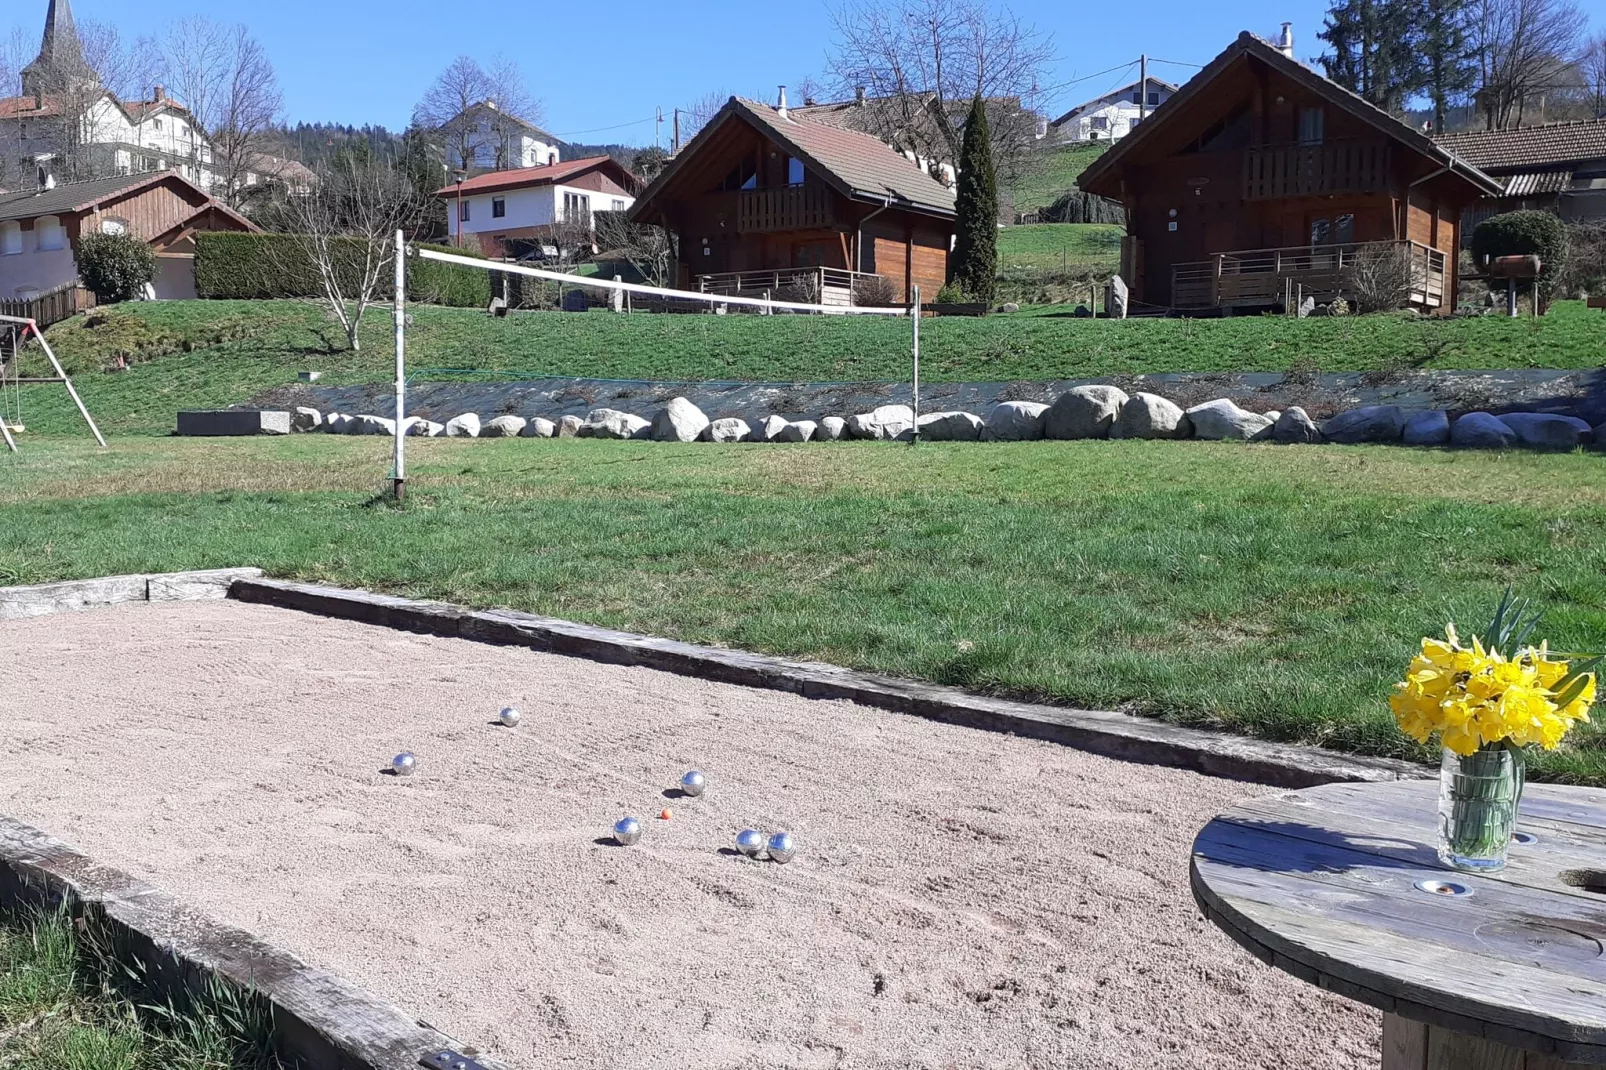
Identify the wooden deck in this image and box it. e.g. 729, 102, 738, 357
1171, 240, 1447, 311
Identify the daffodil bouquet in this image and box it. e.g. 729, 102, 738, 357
1391, 591, 1598, 870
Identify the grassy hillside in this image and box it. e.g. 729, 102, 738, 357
1006, 142, 1109, 214
4, 436, 1604, 783
12, 298, 1602, 436
996, 223, 1123, 277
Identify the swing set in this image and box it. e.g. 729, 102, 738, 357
0, 314, 105, 451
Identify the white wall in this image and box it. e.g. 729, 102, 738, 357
1054, 87, 1176, 143
0, 218, 78, 298
450, 184, 636, 237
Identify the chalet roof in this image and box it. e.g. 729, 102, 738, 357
1433, 119, 1606, 171
452, 100, 558, 144
1051, 78, 1181, 127
1498, 170, 1575, 196
633, 97, 955, 221
1078, 31, 1503, 198
0, 170, 255, 229
431, 155, 637, 198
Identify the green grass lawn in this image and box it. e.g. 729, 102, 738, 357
997, 223, 1124, 277
0, 906, 279, 1069
1006, 143, 1110, 214
12, 298, 1603, 437
4, 436, 1604, 783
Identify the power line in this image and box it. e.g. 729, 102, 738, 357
550, 114, 658, 139
1036, 61, 1141, 99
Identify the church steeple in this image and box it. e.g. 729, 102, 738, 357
20, 0, 97, 97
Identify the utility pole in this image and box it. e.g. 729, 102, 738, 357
673, 108, 680, 154
655, 107, 664, 150
1139, 54, 1148, 123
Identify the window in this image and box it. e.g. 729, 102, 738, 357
1091, 116, 1109, 131
459, 199, 471, 223
1298, 107, 1325, 145
1148, 91, 1160, 106
611, 198, 627, 211
492, 197, 506, 218
100, 217, 129, 236
786, 156, 805, 185
34, 215, 64, 252
0, 222, 19, 255
153, 118, 163, 130
547, 152, 557, 165
563, 190, 589, 221
1333, 213, 1355, 244
1131, 91, 1142, 104
1310, 218, 1331, 245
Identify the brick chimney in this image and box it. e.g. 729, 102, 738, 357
153, 84, 164, 101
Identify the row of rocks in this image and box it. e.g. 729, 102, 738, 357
289, 387, 1601, 450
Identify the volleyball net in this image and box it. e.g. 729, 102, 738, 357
386, 235, 925, 498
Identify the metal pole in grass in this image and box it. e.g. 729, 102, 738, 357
392, 230, 407, 502
910, 283, 920, 445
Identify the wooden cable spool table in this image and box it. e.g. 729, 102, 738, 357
1191, 779, 1606, 1069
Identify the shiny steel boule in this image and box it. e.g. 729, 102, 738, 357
680, 770, 706, 797
391, 752, 417, 777
499, 707, 521, 728
736, 828, 767, 858
766, 831, 796, 864
613, 816, 642, 846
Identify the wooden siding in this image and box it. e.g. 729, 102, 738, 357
81, 180, 211, 244
1242, 141, 1390, 200
737, 186, 833, 233
566, 171, 634, 197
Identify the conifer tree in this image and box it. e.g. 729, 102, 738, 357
949, 95, 997, 307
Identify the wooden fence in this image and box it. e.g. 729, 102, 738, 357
0, 283, 95, 328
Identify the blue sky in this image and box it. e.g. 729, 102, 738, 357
12, 0, 1376, 139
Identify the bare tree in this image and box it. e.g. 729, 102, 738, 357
159, 18, 284, 205
678, 89, 731, 144
595, 212, 675, 287
1346, 242, 1417, 312
1470, 0, 1587, 128
1581, 32, 1606, 118
273, 154, 428, 352
825, 0, 1051, 181
413, 55, 540, 172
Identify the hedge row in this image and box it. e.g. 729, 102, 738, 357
195, 233, 490, 308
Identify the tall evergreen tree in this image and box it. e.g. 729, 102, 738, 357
1417, 0, 1476, 132
949, 95, 997, 307
1318, 0, 1419, 114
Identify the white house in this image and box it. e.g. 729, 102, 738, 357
448, 100, 562, 173
1049, 77, 1179, 143
434, 156, 639, 259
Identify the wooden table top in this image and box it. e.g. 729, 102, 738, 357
1191, 779, 1606, 1064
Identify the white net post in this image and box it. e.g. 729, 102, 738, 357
910, 285, 921, 445
392, 230, 407, 501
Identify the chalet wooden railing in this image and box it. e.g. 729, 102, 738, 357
1171, 240, 1447, 311
0, 282, 95, 328
736, 186, 834, 233
1242, 140, 1391, 200
696, 267, 884, 309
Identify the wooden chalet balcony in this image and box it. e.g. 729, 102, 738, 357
736, 186, 834, 233
697, 267, 883, 310
1171, 240, 1447, 311
1242, 140, 1391, 200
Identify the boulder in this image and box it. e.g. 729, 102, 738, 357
1271, 407, 1322, 444
1109, 393, 1190, 439
1186, 399, 1274, 441
916, 410, 984, 441
482, 415, 528, 438
557, 415, 583, 438
520, 417, 557, 439
1321, 405, 1405, 444
755, 415, 790, 442
982, 401, 1049, 441
1044, 385, 1129, 440
444, 413, 481, 438
704, 418, 752, 443
1450, 412, 1517, 449
776, 420, 817, 443
650, 397, 710, 443
322, 413, 350, 434
1000, 302, 1021, 314
1497, 412, 1595, 449
816, 416, 847, 442
846, 404, 915, 440
407, 419, 445, 438
341, 413, 369, 435
1596, 422, 1606, 451
1106, 274, 1129, 319
1402, 410, 1450, 446
358, 415, 395, 436
579, 408, 649, 439
292, 407, 322, 432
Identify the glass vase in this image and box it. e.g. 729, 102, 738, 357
1437, 745, 1525, 872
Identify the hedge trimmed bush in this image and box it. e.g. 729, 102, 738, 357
1471, 210, 1568, 300
195, 233, 490, 307
78, 233, 157, 303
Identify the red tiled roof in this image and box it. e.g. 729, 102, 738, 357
432, 156, 632, 198
0, 94, 65, 119
1434, 119, 1606, 171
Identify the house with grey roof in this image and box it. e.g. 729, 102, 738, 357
1434, 118, 1606, 233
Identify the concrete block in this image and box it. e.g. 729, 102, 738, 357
176, 410, 291, 437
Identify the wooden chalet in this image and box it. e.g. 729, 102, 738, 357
628, 96, 956, 306
1079, 32, 1503, 313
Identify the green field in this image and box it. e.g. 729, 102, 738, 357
3, 435, 1604, 782
1006, 143, 1110, 214
997, 223, 1124, 277
14, 298, 1603, 437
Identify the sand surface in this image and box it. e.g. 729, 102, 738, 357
0, 601, 1377, 1069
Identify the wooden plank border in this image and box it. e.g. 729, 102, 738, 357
227, 577, 1428, 790
0, 816, 513, 1070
